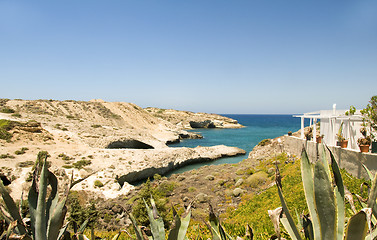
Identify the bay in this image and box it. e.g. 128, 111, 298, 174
167, 114, 305, 175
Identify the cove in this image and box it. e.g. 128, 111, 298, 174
166, 114, 304, 176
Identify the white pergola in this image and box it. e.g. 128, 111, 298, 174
294, 105, 364, 151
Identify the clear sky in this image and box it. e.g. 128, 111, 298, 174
1, 1, 376, 114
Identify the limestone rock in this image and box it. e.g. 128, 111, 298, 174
196, 193, 208, 203
233, 188, 244, 197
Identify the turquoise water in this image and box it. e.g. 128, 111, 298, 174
167, 114, 304, 175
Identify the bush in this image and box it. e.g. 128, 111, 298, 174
0, 153, 15, 159
15, 147, 29, 155
130, 179, 171, 227
11, 113, 21, 118
58, 153, 74, 161
258, 139, 271, 146
245, 171, 268, 188
91, 124, 102, 128
17, 161, 34, 168
72, 159, 92, 169
0, 107, 15, 113
94, 180, 104, 188
0, 119, 13, 140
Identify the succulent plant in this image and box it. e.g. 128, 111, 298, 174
127, 197, 192, 240
270, 145, 377, 240
0, 152, 95, 240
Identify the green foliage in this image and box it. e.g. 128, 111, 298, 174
0, 119, 13, 140
11, 113, 22, 118
271, 146, 377, 240
245, 171, 268, 188
91, 124, 102, 128
222, 159, 305, 239
154, 173, 162, 181
0, 107, 15, 113
72, 159, 92, 169
58, 153, 74, 161
0, 153, 15, 159
345, 105, 356, 116
15, 147, 29, 155
257, 139, 271, 146
68, 194, 99, 229
17, 161, 34, 168
94, 180, 104, 188
128, 197, 191, 240
131, 179, 171, 227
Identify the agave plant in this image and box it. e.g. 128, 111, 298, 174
0, 153, 95, 240
127, 197, 192, 240
207, 203, 253, 240
269, 145, 377, 240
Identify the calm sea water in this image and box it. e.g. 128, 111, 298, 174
167, 114, 304, 175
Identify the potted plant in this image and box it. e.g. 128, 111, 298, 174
358, 126, 371, 153
305, 127, 313, 141
316, 134, 324, 143
361, 95, 377, 153
337, 122, 348, 148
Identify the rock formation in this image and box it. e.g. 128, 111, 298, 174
0, 99, 245, 199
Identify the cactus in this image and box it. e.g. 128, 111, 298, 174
270, 145, 377, 239
0, 152, 94, 240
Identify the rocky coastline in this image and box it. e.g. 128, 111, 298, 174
0, 99, 245, 199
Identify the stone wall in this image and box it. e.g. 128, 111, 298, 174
282, 136, 377, 179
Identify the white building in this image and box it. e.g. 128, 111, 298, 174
295, 104, 365, 151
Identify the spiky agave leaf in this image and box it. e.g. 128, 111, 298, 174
276, 164, 302, 240
0, 180, 27, 235
327, 145, 345, 240
125, 210, 144, 240
208, 203, 234, 240
300, 148, 320, 239
345, 208, 371, 240
167, 202, 192, 240
144, 198, 165, 240
313, 160, 336, 239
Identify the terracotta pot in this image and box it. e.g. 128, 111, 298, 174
359, 145, 370, 153
316, 137, 322, 143
340, 140, 348, 148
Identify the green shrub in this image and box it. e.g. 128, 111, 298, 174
14, 147, 29, 155
153, 173, 162, 181
0, 153, 15, 159
94, 180, 104, 188
258, 139, 271, 146
66, 115, 75, 119
58, 153, 74, 161
0, 119, 13, 140
245, 171, 268, 188
73, 159, 92, 169
130, 179, 171, 228
0, 107, 15, 113
91, 124, 102, 128
11, 113, 21, 118
17, 161, 34, 168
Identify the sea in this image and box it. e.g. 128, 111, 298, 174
167, 114, 305, 176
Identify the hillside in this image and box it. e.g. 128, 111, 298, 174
0, 99, 245, 199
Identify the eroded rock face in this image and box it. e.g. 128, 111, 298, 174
189, 120, 216, 128
106, 139, 154, 149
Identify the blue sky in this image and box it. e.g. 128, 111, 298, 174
1, 1, 376, 114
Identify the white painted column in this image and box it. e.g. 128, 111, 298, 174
313, 118, 317, 141
301, 117, 305, 139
